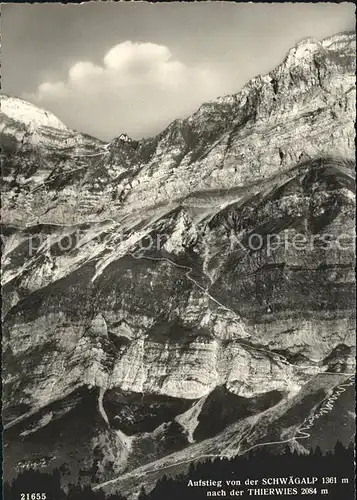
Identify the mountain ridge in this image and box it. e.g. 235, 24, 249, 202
2, 31, 355, 226
1, 30, 356, 498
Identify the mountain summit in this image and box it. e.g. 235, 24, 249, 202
1, 32, 355, 225
1, 32, 356, 497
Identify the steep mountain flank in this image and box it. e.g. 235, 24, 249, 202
1, 32, 355, 497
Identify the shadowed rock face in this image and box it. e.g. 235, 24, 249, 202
103, 390, 194, 434
1, 32, 355, 495
192, 387, 283, 441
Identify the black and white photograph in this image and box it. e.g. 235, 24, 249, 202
1, 2, 356, 499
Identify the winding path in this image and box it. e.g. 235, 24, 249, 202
92, 250, 355, 491
4, 233, 354, 487
93, 374, 355, 491
127, 250, 353, 374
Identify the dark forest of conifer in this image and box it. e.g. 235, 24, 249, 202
4, 442, 355, 499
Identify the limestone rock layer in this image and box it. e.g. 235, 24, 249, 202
1, 31, 355, 495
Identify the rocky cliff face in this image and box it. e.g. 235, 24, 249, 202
1, 32, 356, 497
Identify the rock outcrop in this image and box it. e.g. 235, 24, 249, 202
1, 31, 355, 496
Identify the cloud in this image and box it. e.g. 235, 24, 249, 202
26, 41, 230, 140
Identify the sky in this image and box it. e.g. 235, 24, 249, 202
1, 2, 355, 141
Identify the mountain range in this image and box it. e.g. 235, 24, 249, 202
1, 31, 356, 498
